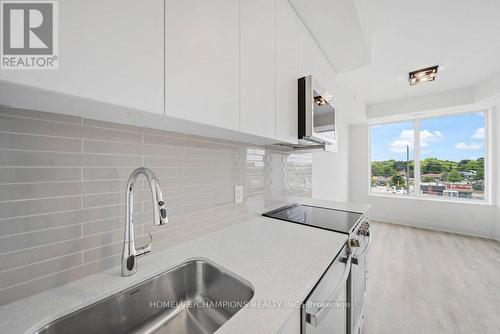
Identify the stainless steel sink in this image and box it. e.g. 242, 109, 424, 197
34, 259, 254, 334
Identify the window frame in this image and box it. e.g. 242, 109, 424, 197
367, 109, 492, 204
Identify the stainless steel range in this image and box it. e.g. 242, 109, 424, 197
263, 203, 372, 334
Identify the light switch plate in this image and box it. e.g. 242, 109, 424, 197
234, 185, 243, 204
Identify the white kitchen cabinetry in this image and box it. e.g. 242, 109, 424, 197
0, 0, 164, 115
298, 20, 314, 81
0, 0, 342, 147
298, 20, 329, 91
275, 0, 299, 144
239, 0, 276, 138
164, 0, 240, 130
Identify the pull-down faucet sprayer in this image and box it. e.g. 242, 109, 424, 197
121, 167, 167, 277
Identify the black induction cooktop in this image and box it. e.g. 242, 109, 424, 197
262, 203, 363, 234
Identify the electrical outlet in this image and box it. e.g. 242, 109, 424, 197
234, 185, 243, 204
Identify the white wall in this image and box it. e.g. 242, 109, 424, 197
313, 73, 500, 239
312, 85, 366, 202
367, 87, 475, 119
312, 120, 350, 202
349, 123, 498, 239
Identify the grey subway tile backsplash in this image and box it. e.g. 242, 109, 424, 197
82, 125, 142, 144
84, 139, 144, 155
0, 253, 82, 290
79, 204, 127, 223
0, 107, 311, 305
82, 154, 143, 167
82, 179, 136, 195
0, 132, 82, 152
82, 217, 127, 236
0, 196, 81, 219
0, 210, 84, 237
0, 182, 83, 201
0, 167, 82, 184
0, 255, 120, 306
0, 114, 83, 138
0, 151, 85, 167
140, 143, 185, 157
0, 224, 82, 254
82, 190, 146, 208
0, 239, 85, 272
83, 167, 144, 181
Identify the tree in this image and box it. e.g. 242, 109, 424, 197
474, 169, 484, 181
473, 158, 484, 181
371, 161, 396, 177
456, 158, 484, 181
441, 160, 458, 173
371, 161, 386, 176
472, 181, 484, 191
458, 159, 471, 172
422, 176, 435, 183
447, 170, 463, 183
390, 174, 406, 189
422, 158, 444, 174
372, 157, 484, 182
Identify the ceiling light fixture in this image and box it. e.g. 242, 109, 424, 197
409, 65, 438, 85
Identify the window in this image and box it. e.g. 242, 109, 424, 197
370, 111, 487, 202
371, 121, 415, 195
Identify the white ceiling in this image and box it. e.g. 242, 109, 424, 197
334, 0, 500, 105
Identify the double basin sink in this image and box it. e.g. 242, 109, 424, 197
34, 259, 254, 334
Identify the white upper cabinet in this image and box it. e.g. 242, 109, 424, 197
298, 20, 328, 91
239, 0, 276, 138
0, 0, 340, 145
0, 0, 164, 114
313, 45, 329, 91
298, 20, 315, 80
275, 0, 299, 143
164, 0, 240, 130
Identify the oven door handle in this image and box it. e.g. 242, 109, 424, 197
306, 252, 352, 327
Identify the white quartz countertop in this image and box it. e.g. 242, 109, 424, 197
0, 198, 370, 334
0, 215, 347, 334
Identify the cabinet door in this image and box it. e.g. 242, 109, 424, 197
239, 0, 276, 138
276, 0, 298, 143
298, 20, 315, 80
298, 19, 328, 91
312, 42, 329, 91
0, 0, 164, 114
165, 0, 239, 130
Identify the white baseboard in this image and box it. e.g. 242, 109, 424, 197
369, 214, 495, 240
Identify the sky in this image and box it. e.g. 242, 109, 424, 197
371, 112, 485, 162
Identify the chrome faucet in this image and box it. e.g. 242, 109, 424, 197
121, 167, 167, 277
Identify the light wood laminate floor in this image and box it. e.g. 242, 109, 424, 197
364, 221, 500, 334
